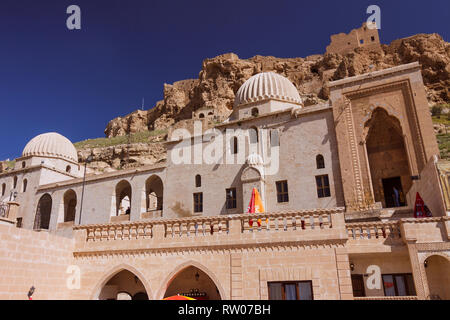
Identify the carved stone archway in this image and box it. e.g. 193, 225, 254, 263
156, 260, 227, 300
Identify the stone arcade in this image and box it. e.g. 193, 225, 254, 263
0, 63, 449, 300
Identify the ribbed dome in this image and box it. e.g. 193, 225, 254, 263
234, 72, 302, 107
22, 132, 78, 163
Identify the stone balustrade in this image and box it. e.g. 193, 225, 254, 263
74, 208, 345, 244
241, 210, 333, 233
346, 221, 402, 240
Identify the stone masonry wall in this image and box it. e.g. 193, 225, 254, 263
0, 224, 74, 300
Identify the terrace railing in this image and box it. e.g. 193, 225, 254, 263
74, 208, 345, 243
346, 221, 402, 240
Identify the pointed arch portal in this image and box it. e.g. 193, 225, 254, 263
365, 108, 412, 208
97, 269, 149, 300
162, 263, 224, 300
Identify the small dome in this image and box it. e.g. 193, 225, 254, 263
246, 153, 264, 166
22, 132, 78, 163
234, 72, 302, 107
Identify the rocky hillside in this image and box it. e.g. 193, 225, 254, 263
104, 33, 449, 138
75, 33, 449, 171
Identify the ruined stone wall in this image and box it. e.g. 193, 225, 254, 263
326, 23, 382, 55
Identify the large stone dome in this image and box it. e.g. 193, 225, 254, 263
22, 132, 78, 163
234, 72, 302, 107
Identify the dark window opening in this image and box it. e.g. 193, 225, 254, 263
382, 274, 416, 296
251, 108, 259, 117
34, 194, 52, 230
351, 274, 366, 297
195, 175, 201, 188
316, 175, 331, 198
231, 137, 238, 154
316, 154, 325, 169
193, 192, 203, 213
382, 177, 406, 208
226, 188, 237, 209
276, 180, 289, 203
268, 281, 313, 300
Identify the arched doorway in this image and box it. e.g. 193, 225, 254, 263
98, 270, 149, 300
425, 255, 450, 300
63, 189, 77, 222
145, 175, 163, 212
163, 266, 222, 300
365, 109, 412, 208
34, 194, 52, 230
116, 180, 132, 216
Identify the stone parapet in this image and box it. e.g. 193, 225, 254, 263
73, 208, 346, 255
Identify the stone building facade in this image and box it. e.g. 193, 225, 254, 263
0, 64, 449, 300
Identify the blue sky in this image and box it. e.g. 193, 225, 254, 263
0, 0, 449, 160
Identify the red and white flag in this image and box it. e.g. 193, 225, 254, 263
247, 188, 266, 227
414, 192, 432, 218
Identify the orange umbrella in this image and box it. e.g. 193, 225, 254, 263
163, 295, 196, 300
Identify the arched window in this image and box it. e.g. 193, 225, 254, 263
22, 162, 26, 169
251, 108, 259, 117
316, 155, 325, 169
34, 194, 52, 230
230, 137, 238, 154
145, 175, 164, 212
199, 113, 205, 119
66, 165, 71, 173
13, 176, 18, 189
63, 189, 77, 222
195, 174, 201, 188
1, 183, 5, 196
208, 112, 214, 116
22, 179, 27, 192
115, 180, 132, 216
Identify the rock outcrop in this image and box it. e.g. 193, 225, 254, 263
104, 33, 449, 138
76, 32, 449, 172
77, 141, 166, 172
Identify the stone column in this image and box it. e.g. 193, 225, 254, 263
405, 241, 427, 299
335, 247, 354, 300
230, 253, 243, 300
400, 220, 427, 299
